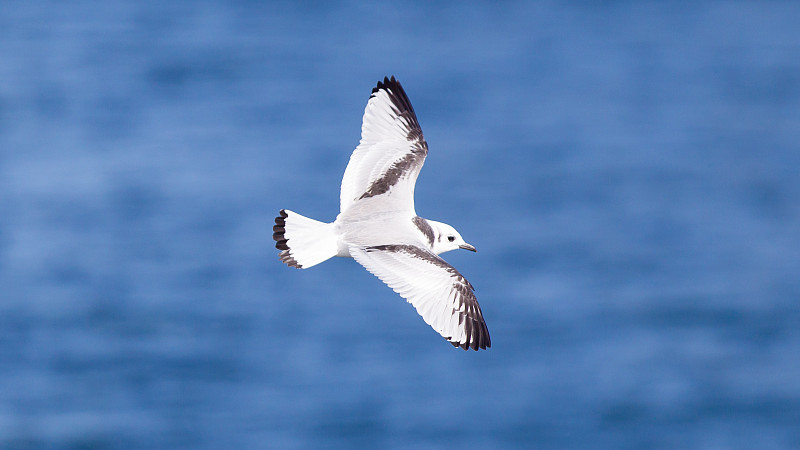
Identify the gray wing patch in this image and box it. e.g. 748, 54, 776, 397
364, 244, 491, 351
359, 149, 424, 199
358, 76, 428, 200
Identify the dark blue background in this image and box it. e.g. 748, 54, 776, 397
1, 2, 799, 448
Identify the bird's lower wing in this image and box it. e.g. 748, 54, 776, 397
350, 244, 490, 351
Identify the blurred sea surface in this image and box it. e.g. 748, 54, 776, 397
1, 1, 799, 448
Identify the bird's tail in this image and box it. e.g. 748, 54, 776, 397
273, 209, 338, 269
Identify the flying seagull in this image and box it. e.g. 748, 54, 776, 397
273, 76, 490, 351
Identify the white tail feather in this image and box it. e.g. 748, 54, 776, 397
273, 209, 338, 269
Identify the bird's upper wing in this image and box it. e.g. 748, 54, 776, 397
339, 76, 428, 214
350, 244, 490, 351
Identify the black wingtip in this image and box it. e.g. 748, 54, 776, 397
371, 75, 415, 110
450, 319, 491, 351
372, 75, 399, 94
368, 75, 422, 141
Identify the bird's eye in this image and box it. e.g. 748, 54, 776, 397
447, 235, 455, 242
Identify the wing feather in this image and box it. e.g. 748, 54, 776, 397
340, 76, 428, 214
350, 244, 490, 351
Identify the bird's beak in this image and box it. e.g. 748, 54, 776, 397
459, 243, 477, 252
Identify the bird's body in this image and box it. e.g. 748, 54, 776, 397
274, 76, 490, 350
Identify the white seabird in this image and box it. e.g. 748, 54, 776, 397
274, 76, 490, 351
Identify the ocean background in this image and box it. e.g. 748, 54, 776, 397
1, 1, 799, 448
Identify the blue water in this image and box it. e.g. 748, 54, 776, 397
1, 1, 799, 448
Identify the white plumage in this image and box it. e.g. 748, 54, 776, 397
274, 76, 489, 351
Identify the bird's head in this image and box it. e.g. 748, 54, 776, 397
427, 220, 476, 255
